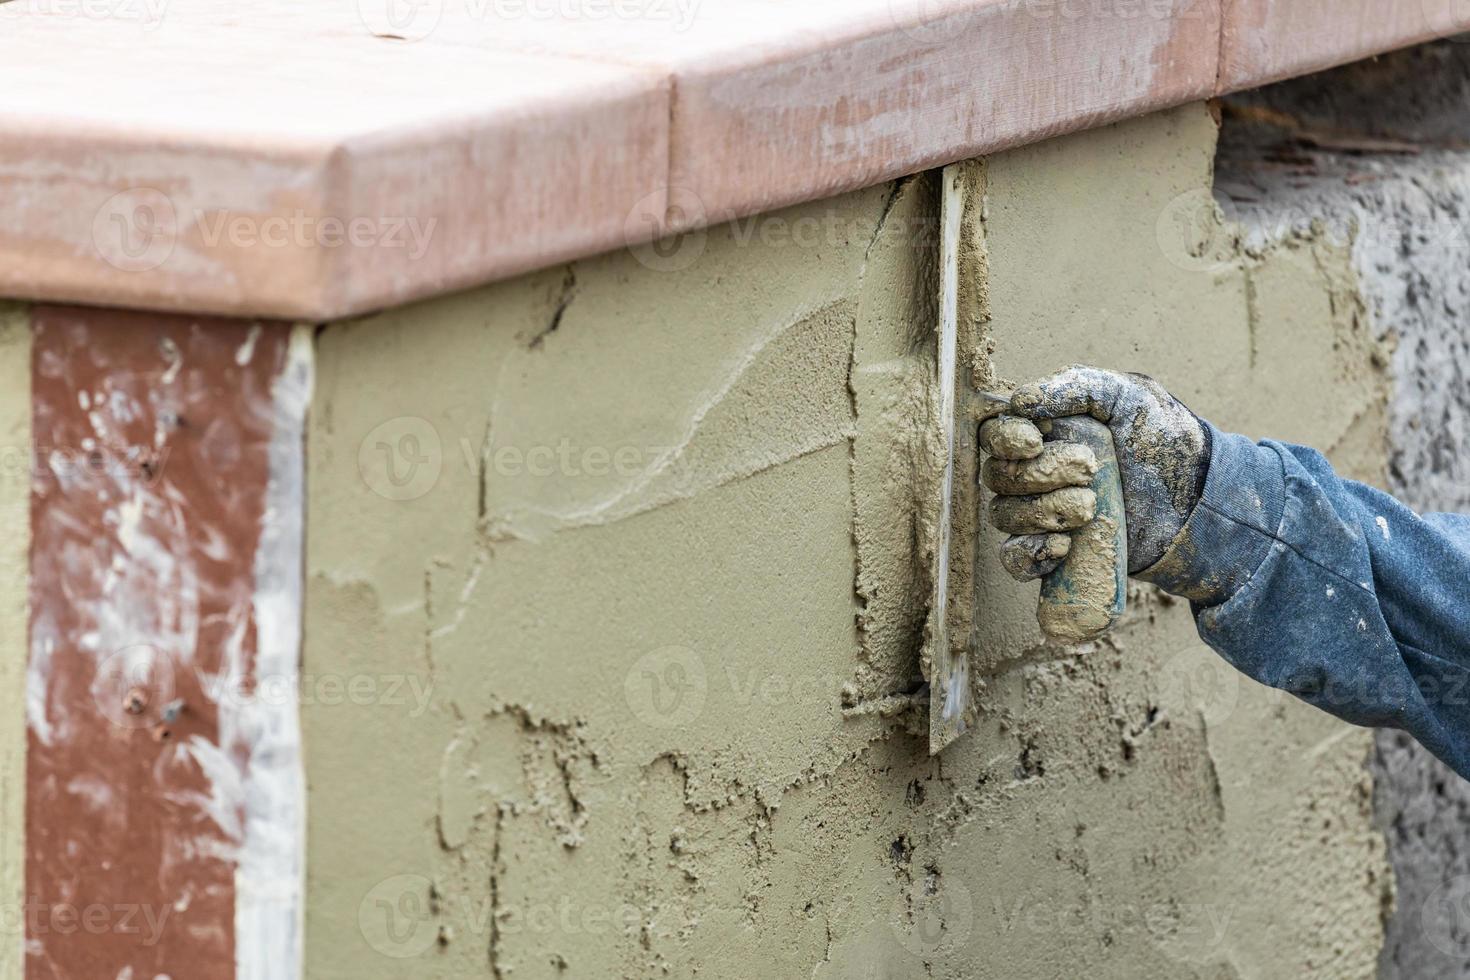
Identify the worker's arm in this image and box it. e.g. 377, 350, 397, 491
985, 366, 1470, 781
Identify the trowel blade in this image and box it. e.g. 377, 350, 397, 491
925, 164, 974, 755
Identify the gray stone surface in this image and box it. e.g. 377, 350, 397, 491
1217, 40, 1470, 980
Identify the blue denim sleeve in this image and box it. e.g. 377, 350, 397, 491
1135, 422, 1470, 779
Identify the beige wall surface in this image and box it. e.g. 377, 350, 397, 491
0, 306, 27, 980
304, 103, 1391, 978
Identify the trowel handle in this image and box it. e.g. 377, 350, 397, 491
1037, 416, 1128, 642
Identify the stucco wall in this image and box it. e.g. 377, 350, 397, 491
1217, 39, 1470, 979
0, 306, 27, 980
303, 102, 1392, 978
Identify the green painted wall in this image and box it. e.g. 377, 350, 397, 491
303, 103, 1390, 979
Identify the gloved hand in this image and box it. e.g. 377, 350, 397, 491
980, 366, 1211, 581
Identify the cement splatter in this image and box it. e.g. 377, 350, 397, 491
982, 442, 1099, 494
978, 416, 1043, 460
989, 486, 1097, 534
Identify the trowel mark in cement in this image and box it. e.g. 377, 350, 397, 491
437, 703, 594, 852
481, 300, 857, 542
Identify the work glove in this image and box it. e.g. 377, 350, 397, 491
980, 366, 1211, 581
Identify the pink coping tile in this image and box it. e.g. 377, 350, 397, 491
5, 0, 1466, 319
1219, 0, 1470, 92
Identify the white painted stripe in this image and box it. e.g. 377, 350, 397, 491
234, 325, 312, 980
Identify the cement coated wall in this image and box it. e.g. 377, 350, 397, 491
303, 102, 1391, 978
0, 306, 27, 980
5, 46, 1467, 978
1218, 39, 1470, 980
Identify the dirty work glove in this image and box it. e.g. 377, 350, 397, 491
980, 366, 1211, 580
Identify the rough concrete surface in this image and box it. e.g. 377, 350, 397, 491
304, 102, 1391, 978
1218, 40, 1470, 980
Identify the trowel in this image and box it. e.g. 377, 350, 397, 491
925, 163, 1128, 753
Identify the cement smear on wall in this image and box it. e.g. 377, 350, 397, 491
1218, 40, 1470, 979
0, 305, 25, 980
305, 103, 1389, 978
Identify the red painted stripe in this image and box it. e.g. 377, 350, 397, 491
27, 307, 290, 980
